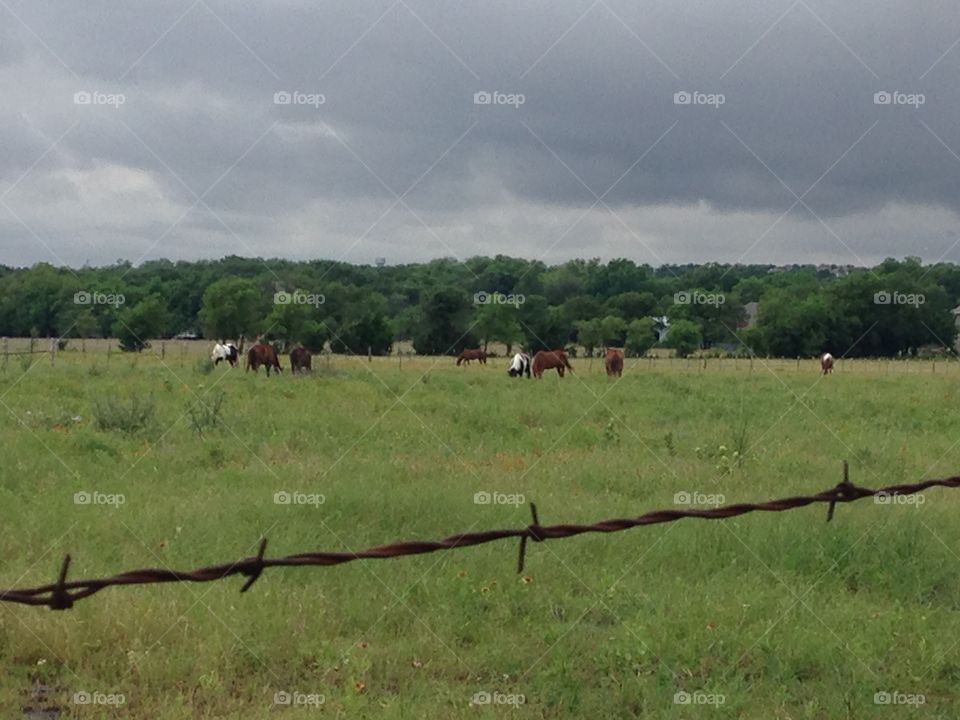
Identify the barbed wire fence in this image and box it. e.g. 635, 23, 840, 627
2, 463, 958, 610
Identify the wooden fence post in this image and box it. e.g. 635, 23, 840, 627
50, 338, 56, 367
2, 337, 7, 368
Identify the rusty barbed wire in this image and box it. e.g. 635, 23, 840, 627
3, 463, 959, 610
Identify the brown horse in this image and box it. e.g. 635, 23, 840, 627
289, 346, 312, 374
456, 348, 487, 366
247, 342, 282, 375
531, 349, 573, 378
604, 348, 624, 377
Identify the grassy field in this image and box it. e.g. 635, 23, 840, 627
2, 345, 960, 718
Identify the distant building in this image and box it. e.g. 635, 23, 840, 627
652, 316, 670, 342
741, 301, 760, 328
953, 306, 960, 352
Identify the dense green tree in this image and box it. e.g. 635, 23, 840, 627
625, 318, 656, 357
662, 319, 702, 357
413, 287, 477, 355
599, 315, 628, 346
199, 278, 262, 341
575, 319, 603, 357
474, 302, 523, 353
517, 295, 568, 352
113, 295, 169, 352
0, 256, 957, 360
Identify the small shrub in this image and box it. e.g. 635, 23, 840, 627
93, 395, 156, 433
207, 444, 226, 467
196, 358, 215, 375
663, 431, 676, 457
188, 391, 225, 437
603, 417, 621, 445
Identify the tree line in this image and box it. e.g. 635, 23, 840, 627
0, 255, 956, 357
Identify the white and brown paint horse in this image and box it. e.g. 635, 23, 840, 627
508, 352, 531, 378
820, 352, 835, 375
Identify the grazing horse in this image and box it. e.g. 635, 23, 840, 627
604, 348, 624, 377
456, 348, 487, 366
211, 335, 244, 367
211, 342, 238, 367
289, 346, 312, 374
508, 352, 531, 378
820, 352, 834, 375
247, 342, 282, 375
531, 349, 573, 379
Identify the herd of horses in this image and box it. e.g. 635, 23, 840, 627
213, 338, 836, 378
210, 337, 312, 375
460, 347, 623, 379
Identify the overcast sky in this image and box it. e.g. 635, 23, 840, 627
1, 0, 959, 269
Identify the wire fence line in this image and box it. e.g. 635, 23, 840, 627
3, 464, 958, 611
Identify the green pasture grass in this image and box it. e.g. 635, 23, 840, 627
1, 348, 960, 717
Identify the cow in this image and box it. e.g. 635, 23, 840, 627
508, 352, 531, 378
289, 346, 312, 374
247, 342, 282, 375
604, 348, 624, 377
821, 352, 834, 375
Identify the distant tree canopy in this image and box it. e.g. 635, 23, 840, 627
0, 255, 957, 357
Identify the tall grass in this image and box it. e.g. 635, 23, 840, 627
1, 351, 959, 717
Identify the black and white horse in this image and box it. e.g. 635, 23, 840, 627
507, 352, 531, 378
211, 342, 239, 367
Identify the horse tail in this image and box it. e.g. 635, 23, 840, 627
456, 355, 463, 366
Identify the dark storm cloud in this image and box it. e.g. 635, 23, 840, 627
1, 0, 960, 268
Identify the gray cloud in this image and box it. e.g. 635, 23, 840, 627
2, 0, 960, 268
